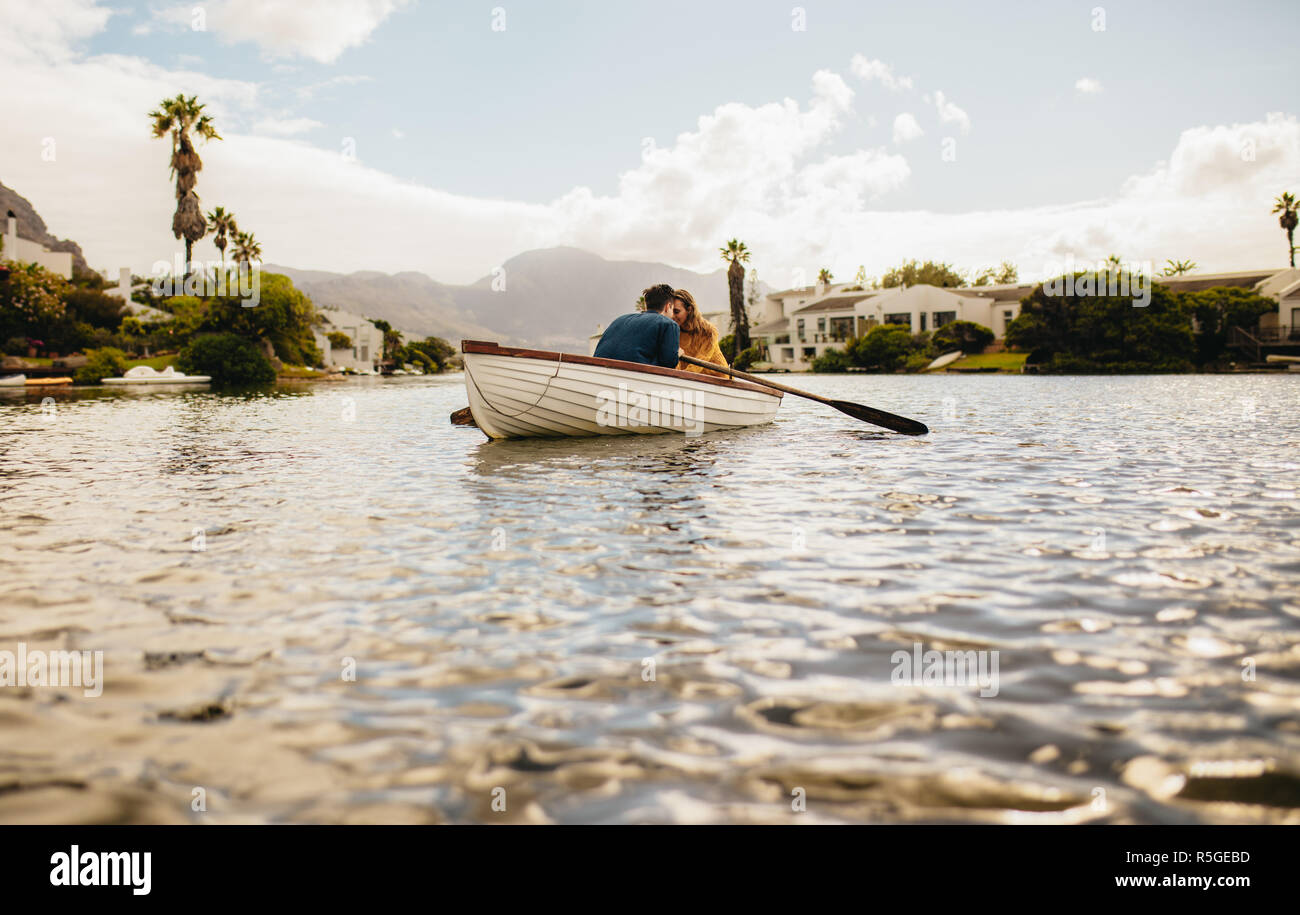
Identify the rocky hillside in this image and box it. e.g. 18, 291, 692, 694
0, 180, 90, 274
270, 247, 759, 352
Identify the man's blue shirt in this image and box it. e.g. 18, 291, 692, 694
592, 311, 680, 368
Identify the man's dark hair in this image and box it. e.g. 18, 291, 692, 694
641, 283, 676, 313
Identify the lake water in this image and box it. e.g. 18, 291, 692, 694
2, 373, 1298, 824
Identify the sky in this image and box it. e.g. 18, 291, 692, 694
1, 0, 1297, 286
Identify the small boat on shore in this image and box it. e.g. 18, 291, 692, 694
462, 341, 783, 439
0, 374, 25, 387
26, 376, 72, 386
102, 365, 210, 385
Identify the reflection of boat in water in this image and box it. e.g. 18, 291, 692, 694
462, 341, 782, 440
103, 365, 211, 385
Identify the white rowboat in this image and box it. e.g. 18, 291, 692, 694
462, 341, 783, 439
0, 374, 25, 388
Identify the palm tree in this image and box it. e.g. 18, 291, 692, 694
1273, 192, 1298, 267
1160, 259, 1198, 277
1105, 253, 1123, 273
719, 239, 751, 352
207, 206, 238, 272
817, 268, 834, 287
149, 94, 221, 276
231, 231, 262, 268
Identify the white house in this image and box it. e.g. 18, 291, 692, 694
3, 215, 72, 278
314, 308, 385, 373
756, 283, 1007, 371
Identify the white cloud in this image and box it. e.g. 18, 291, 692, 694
252, 117, 324, 136
391, 128, 405, 139
1075, 77, 1103, 95
931, 90, 971, 133
850, 55, 914, 91
295, 74, 373, 101
2, 10, 1297, 294
892, 112, 924, 144
157, 0, 410, 63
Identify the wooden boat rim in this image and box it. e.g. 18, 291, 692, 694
461, 341, 782, 397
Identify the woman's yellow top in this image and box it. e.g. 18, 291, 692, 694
677, 323, 729, 377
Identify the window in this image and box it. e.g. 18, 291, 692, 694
781, 348, 795, 361
817, 317, 826, 333
360, 345, 369, 361
934, 311, 956, 328
1002, 310, 1014, 333
829, 316, 853, 340
802, 347, 817, 359
796, 319, 806, 341
920, 313, 927, 332
884, 313, 911, 328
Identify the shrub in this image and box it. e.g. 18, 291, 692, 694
846, 324, 925, 371
734, 345, 761, 371
903, 353, 933, 372
931, 320, 994, 355
74, 347, 128, 385
327, 331, 352, 349
177, 332, 276, 385
811, 348, 851, 372
718, 333, 736, 364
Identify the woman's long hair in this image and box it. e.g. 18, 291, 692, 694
673, 289, 717, 339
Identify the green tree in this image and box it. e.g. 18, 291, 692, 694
846, 324, 925, 371
1160, 259, 1198, 276
149, 94, 221, 275
817, 267, 833, 286
200, 272, 321, 366
403, 336, 456, 372
178, 332, 276, 385
207, 206, 238, 271
811, 347, 851, 372
0, 262, 69, 344
73, 347, 128, 384
1273, 191, 1297, 267
1181, 286, 1276, 367
879, 259, 965, 288
232, 230, 262, 267
326, 331, 352, 350
719, 239, 751, 352
931, 320, 994, 354
1009, 276, 1194, 372
971, 261, 1019, 286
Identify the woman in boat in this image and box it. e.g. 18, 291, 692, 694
669, 289, 729, 377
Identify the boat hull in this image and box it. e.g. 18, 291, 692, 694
462, 341, 782, 440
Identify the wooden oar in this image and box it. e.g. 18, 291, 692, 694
679, 355, 929, 435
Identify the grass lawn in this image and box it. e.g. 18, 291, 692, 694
947, 352, 1028, 372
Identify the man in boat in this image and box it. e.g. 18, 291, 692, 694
593, 283, 681, 368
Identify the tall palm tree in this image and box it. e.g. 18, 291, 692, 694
149, 94, 221, 276
817, 267, 834, 287
1160, 259, 1197, 277
719, 239, 751, 352
1273, 192, 1298, 267
232, 231, 262, 268
207, 206, 238, 271
1104, 253, 1123, 273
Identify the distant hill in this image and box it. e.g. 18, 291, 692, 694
268, 247, 763, 352
0, 180, 90, 273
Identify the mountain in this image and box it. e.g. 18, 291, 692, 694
0, 180, 90, 274
267, 247, 762, 352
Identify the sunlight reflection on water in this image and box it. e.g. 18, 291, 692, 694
1, 373, 1298, 823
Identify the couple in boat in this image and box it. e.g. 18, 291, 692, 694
593, 283, 729, 377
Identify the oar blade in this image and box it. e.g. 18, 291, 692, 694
829, 399, 929, 435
